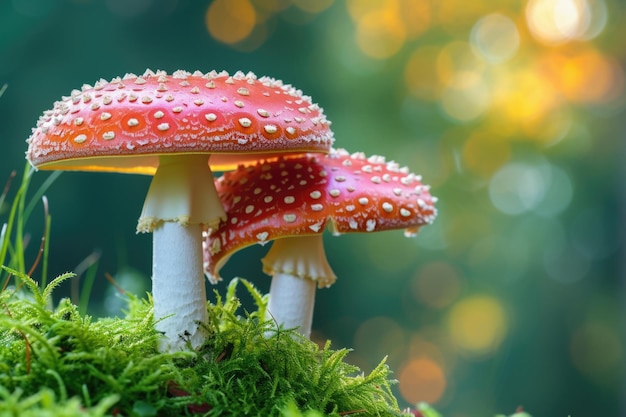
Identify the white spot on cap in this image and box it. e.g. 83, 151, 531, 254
173, 106, 183, 113
264, 196, 273, 203
371, 176, 381, 184
154, 111, 165, 119
102, 131, 115, 140
283, 214, 297, 223
264, 124, 278, 134
239, 117, 252, 128
335, 176, 346, 182
257, 108, 270, 117
74, 117, 84, 126
128, 118, 139, 127
329, 189, 340, 197
157, 123, 170, 131
74, 134, 87, 144
393, 188, 403, 196
206, 81, 216, 89
366, 219, 376, 232
310, 191, 322, 199
311, 204, 324, 212
205, 113, 217, 122
286, 127, 296, 135
100, 112, 112, 121
234, 100, 245, 108
253, 187, 262, 195
309, 221, 324, 233
400, 208, 411, 217
284, 196, 295, 204
358, 197, 369, 205
256, 232, 269, 242
237, 87, 250, 96
245, 205, 254, 214
141, 96, 152, 104
382, 202, 394, 213
194, 99, 204, 106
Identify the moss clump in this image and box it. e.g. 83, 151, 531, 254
0, 269, 407, 417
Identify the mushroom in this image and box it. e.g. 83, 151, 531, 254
26, 69, 334, 351
203, 148, 437, 338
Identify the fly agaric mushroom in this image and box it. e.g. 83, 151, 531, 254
203, 148, 437, 338
26, 69, 333, 351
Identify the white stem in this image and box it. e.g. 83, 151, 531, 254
263, 235, 336, 338
267, 272, 316, 338
153, 222, 208, 351
138, 154, 226, 352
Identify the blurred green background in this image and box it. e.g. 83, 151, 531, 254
0, 0, 623, 415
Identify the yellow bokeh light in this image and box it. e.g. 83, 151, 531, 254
435, 0, 491, 33
398, 0, 431, 39
398, 358, 447, 405
206, 0, 257, 44
355, 9, 406, 59
541, 49, 624, 104
412, 261, 461, 309
525, 0, 599, 44
447, 295, 507, 356
404, 46, 440, 101
346, 0, 398, 20
491, 68, 561, 139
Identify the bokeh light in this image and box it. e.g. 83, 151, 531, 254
470, 13, 520, 64
398, 357, 447, 405
206, 0, 256, 45
525, 0, 608, 44
446, 295, 507, 356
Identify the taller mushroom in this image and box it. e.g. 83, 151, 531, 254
26, 69, 333, 351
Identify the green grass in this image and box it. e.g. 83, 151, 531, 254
0, 165, 408, 416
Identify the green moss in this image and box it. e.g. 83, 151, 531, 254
0, 268, 405, 416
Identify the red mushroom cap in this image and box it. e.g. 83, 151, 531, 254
26, 69, 334, 174
204, 148, 437, 283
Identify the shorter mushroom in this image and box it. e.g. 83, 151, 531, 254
203, 149, 437, 338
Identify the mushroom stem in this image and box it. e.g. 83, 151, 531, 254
153, 222, 207, 351
140, 154, 226, 351
263, 235, 336, 338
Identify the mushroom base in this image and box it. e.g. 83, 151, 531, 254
153, 221, 208, 351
